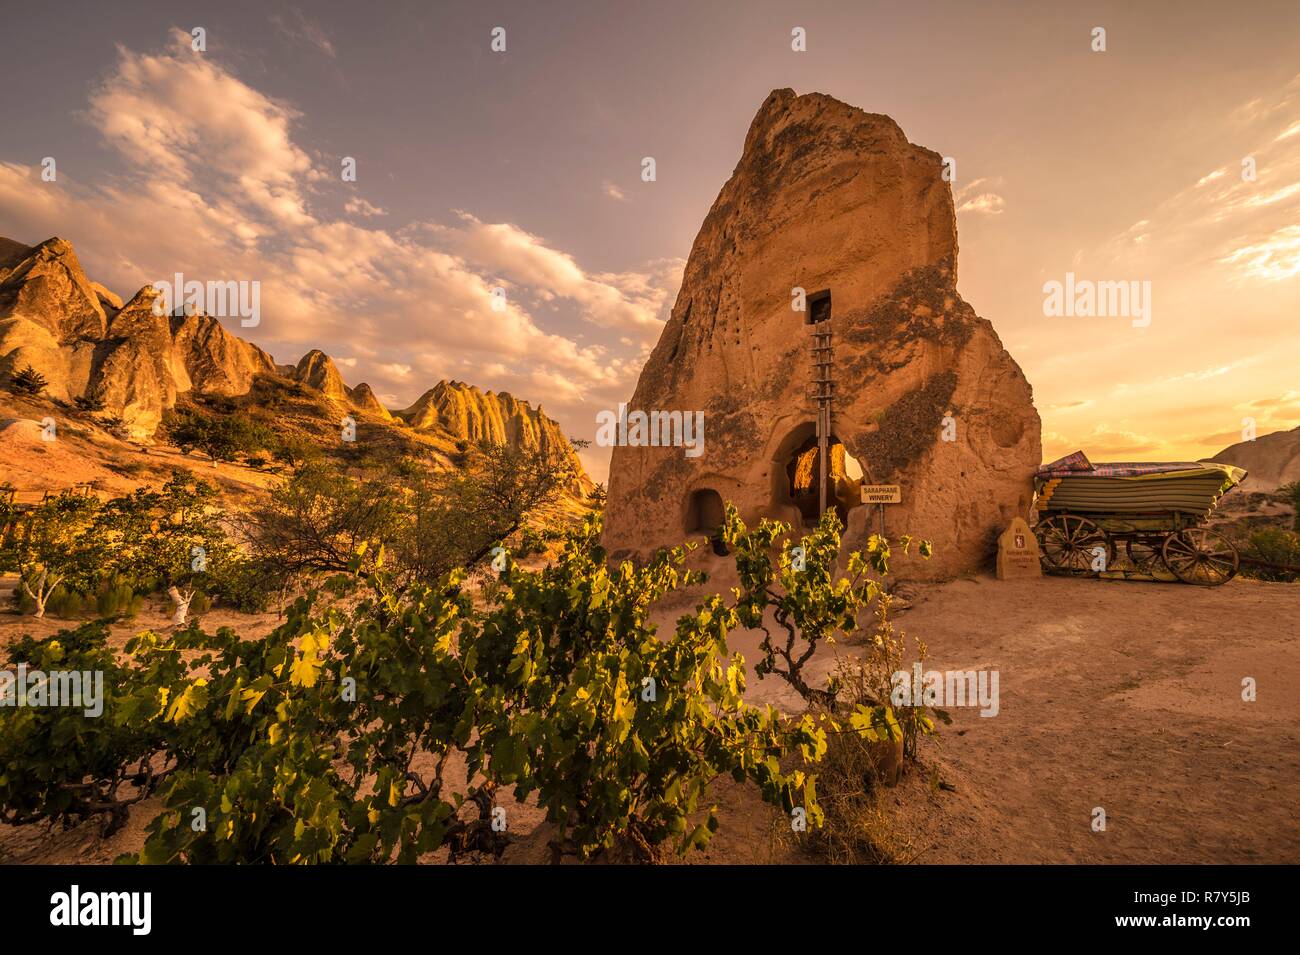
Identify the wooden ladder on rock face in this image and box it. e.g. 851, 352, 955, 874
810, 326, 835, 516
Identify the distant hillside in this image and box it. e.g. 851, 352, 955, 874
1205, 425, 1300, 492
0, 235, 591, 491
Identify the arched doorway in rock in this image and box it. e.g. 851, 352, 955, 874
771, 423, 864, 527
684, 487, 726, 535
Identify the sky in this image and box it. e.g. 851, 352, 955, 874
1, 0, 1297, 482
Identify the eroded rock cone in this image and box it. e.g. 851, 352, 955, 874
603, 89, 1041, 579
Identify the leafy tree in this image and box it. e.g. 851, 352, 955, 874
404, 441, 577, 576
472, 516, 824, 861
246, 443, 578, 590
271, 434, 321, 470
8, 365, 48, 396
99, 474, 238, 625
164, 410, 272, 466
724, 505, 944, 756
240, 463, 404, 580
0, 492, 103, 617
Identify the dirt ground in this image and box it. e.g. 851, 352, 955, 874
1, 573, 1296, 864
713, 572, 1300, 863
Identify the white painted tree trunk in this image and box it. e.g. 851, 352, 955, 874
22, 569, 57, 619
168, 585, 194, 625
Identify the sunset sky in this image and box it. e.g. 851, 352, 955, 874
1, 0, 1297, 482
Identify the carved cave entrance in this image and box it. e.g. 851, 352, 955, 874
685, 488, 726, 535
772, 423, 863, 527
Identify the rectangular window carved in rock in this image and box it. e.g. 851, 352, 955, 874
807, 289, 831, 325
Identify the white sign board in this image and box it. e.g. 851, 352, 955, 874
860, 484, 902, 504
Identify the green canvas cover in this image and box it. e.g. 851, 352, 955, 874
1035, 462, 1246, 517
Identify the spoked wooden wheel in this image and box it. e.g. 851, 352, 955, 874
1161, 528, 1239, 586
1124, 538, 1177, 580
1036, 514, 1111, 575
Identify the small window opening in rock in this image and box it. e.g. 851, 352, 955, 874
685, 488, 726, 535
807, 289, 832, 325
685, 488, 729, 554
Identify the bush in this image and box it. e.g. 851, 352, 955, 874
0, 623, 180, 835
3, 505, 939, 865
164, 409, 273, 466
74, 387, 107, 412
207, 557, 277, 613
17, 583, 87, 617
95, 576, 143, 618
1242, 528, 1300, 582
271, 436, 321, 470
8, 365, 48, 396
472, 516, 825, 861
1279, 482, 1300, 532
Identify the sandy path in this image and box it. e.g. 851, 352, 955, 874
683, 573, 1299, 863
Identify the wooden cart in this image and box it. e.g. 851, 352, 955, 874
1032, 452, 1247, 586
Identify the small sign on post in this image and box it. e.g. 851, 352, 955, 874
860, 484, 901, 537
860, 484, 901, 504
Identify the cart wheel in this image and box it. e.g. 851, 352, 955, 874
1036, 514, 1111, 575
1125, 539, 1177, 580
1161, 528, 1240, 585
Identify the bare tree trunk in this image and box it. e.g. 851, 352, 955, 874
168, 585, 194, 625
22, 570, 55, 619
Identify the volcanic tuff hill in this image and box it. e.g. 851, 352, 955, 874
603, 89, 1041, 578
1207, 425, 1300, 492
0, 235, 590, 486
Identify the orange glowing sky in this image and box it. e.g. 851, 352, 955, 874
1, 1, 1296, 482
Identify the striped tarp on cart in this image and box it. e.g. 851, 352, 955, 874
1034, 452, 1246, 517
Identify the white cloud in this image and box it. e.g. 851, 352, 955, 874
1218, 224, 1300, 282
958, 193, 1006, 215
954, 178, 1006, 216
439, 211, 673, 335
1093, 78, 1300, 285
0, 33, 671, 455
344, 197, 387, 217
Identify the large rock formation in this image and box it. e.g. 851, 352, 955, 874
603, 90, 1041, 578
397, 380, 591, 491
0, 237, 107, 342
0, 235, 592, 487
1207, 425, 1300, 492
0, 238, 280, 436
347, 381, 393, 421
294, 349, 350, 402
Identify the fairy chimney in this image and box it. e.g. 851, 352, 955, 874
602, 89, 1041, 578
